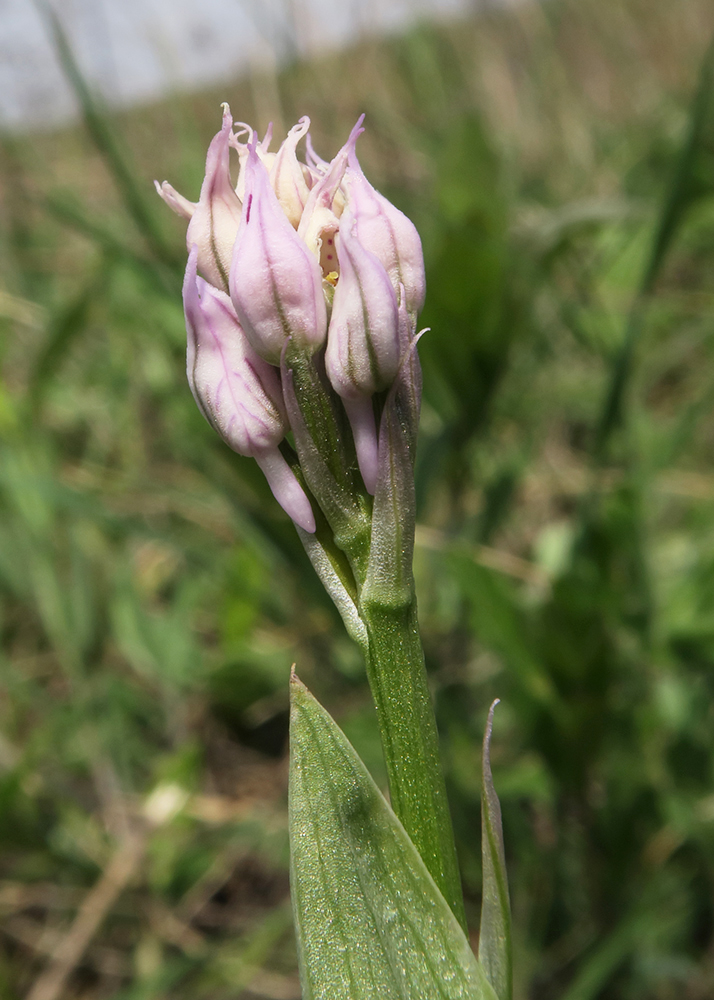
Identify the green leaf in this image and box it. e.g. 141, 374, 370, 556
479, 701, 512, 1000
289, 673, 497, 1000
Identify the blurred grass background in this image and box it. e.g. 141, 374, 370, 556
2, 0, 714, 997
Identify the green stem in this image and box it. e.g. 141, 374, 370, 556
359, 596, 467, 932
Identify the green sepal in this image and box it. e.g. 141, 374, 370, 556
479, 701, 513, 1000
289, 673, 497, 1000
281, 357, 372, 583
361, 347, 422, 610
295, 526, 369, 648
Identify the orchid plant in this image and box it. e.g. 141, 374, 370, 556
156, 107, 511, 1000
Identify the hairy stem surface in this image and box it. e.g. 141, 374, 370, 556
360, 597, 467, 932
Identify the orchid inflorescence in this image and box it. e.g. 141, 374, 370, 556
157, 111, 512, 998
156, 106, 456, 924
156, 106, 425, 535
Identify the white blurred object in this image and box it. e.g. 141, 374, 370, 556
0, 0, 488, 129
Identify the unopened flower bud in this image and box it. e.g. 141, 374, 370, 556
326, 211, 400, 399
324, 212, 400, 494
156, 105, 242, 292
344, 145, 425, 321
183, 246, 315, 532
229, 139, 327, 365
185, 104, 243, 291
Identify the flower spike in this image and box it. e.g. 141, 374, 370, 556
157, 109, 425, 526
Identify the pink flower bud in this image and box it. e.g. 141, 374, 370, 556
325, 210, 400, 400
184, 245, 285, 455
183, 246, 315, 532
324, 211, 400, 494
155, 105, 242, 291
185, 103, 243, 292
344, 143, 425, 321
229, 139, 327, 365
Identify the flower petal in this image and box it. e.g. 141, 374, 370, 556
344, 140, 425, 320
270, 117, 312, 228
183, 244, 287, 457
186, 103, 243, 291
154, 180, 196, 219
297, 116, 364, 270
229, 139, 327, 364
325, 208, 400, 400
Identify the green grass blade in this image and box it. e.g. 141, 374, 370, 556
34, 0, 179, 269
478, 701, 512, 1000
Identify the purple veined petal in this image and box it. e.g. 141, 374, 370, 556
343, 395, 379, 495
186, 103, 243, 292
343, 139, 426, 319
325, 208, 400, 400
254, 449, 316, 533
270, 117, 311, 228
297, 116, 364, 272
154, 180, 196, 219
183, 245, 288, 457
229, 138, 327, 365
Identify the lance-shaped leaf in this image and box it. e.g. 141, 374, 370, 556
289, 674, 498, 1000
479, 701, 512, 1000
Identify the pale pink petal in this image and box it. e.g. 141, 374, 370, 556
229, 139, 327, 364
297, 116, 364, 271
325, 209, 400, 399
186, 103, 243, 291
343, 395, 379, 495
183, 245, 287, 457
154, 180, 196, 219
255, 449, 316, 533
270, 117, 311, 228
344, 136, 426, 319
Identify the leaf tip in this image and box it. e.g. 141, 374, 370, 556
483, 698, 500, 764
289, 665, 310, 700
